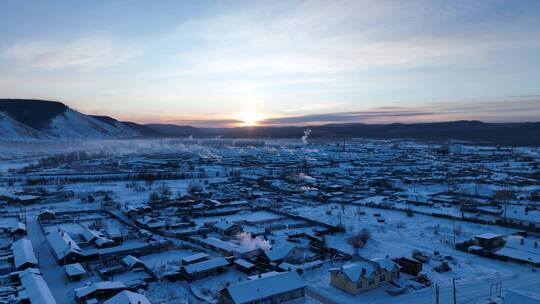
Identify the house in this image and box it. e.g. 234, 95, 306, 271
220, 271, 306, 304
233, 259, 256, 274
329, 258, 400, 294
38, 209, 56, 222
81, 226, 115, 248
260, 243, 300, 265
11, 238, 38, 270
475, 233, 506, 250
198, 237, 239, 255
279, 260, 323, 273
211, 221, 243, 236
139, 216, 165, 229
181, 257, 229, 281
104, 291, 151, 304
17, 268, 57, 304
233, 246, 263, 260
405, 195, 433, 206
74, 281, 127, 303
46, 230, 87, 265
122, 255, 146, 270
494, 235, 540, 267
181, 252, 210, 265
123, 205, 140, 217
7, 221, 27, 238
65, 263, 86, 282
394, 257, 422, 276
502, 205, 540, 230
14, 194, 41, 205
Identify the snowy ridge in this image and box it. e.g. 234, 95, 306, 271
46, 109, 139, 139
0, 111, 50, 140
0, 105, 140, 140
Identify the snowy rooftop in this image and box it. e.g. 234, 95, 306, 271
183, 257, 229, 274
476, 233, 504, 240
496, 236, 540, 264
234, 258, 255, 269
11, 238, 37, 269
104, 290, 151, 304
122, 255, 144, 269
75, 281, 126, 299
46, 229, 81, 260
263, 243, 296, 262
182, 252, 210, 264
65, 263, 86, 276
225, 271, 305, 304
18, 268, 57, 304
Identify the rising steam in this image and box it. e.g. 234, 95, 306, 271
236, 232, 271, 250
301, 129, 312, 144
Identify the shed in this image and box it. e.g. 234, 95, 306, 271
65, 263, 86, 282
181, 252, 209, 265
181, 257, 229, 281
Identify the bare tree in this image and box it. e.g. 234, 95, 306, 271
433, 223, 440, 235
347, 228, 370, 256
157, 183, 172, 201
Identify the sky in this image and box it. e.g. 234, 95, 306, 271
1, 0, 540, 127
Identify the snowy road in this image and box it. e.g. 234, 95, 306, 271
27, 215, 74, 304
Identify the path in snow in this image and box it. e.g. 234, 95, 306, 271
27, 215, 74, 304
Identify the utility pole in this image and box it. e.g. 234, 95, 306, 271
453, 219, 456, 247
436, 283, 440, 304
452, 278, 457, 304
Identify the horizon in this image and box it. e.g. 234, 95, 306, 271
1, 1, 540, 127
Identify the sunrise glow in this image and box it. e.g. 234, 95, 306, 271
233, 111, 267, 127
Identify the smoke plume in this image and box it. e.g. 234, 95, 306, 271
301, 129, 312, 144
236, 232, 271, 250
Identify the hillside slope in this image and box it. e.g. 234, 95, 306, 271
0, 99, 140, 140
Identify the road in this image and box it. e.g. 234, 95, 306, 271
27, 215, 74, 304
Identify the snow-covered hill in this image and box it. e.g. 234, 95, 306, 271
0, 111, 51, 140
46, 109, 139, 139
0, 99, 140, 140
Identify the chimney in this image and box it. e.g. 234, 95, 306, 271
520, 238, 524, 245
535, 242, 538, 248
68, 241, 71, 246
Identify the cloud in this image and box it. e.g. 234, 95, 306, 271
261, 109, 435, 125
3, 35, 142, 70
256, 97, 540, 126
165, 0, 540, 77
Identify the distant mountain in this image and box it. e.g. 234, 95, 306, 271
2, 99, 540, 145
202, 121, 540, 145
145, 123, 200, 137
0, 99, 142, 140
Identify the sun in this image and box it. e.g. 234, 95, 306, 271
234, 111, 266, 127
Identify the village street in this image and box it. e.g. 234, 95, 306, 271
27, 214, 74, 304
